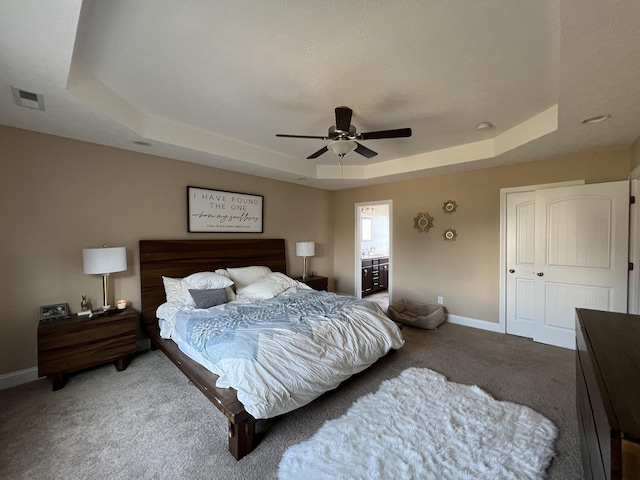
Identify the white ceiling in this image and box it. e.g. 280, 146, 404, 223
1, 0, 640, 189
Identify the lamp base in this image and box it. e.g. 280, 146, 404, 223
99, 307, 122, 316
302, 256, 310, 281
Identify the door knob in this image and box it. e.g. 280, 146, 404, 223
536, 272, 544, 276
509, 269, 515, 273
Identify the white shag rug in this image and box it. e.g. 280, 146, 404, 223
278, 368, 557, 480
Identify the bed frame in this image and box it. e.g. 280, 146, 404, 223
139, 238, 288, 460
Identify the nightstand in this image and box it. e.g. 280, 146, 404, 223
38, 308, 138, 391
294, 275, 328, 291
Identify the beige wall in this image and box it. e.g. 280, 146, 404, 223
0, 123, 633, 377
333, 149, 630, 324
0, 126, 334, 375
632, 135, 640, 173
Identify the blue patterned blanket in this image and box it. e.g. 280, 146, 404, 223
174, 290, 380, 363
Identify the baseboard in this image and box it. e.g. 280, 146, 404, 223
0, 367, 39, 390
446, 314, 502, 333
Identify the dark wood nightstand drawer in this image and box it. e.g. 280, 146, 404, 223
38, 334, 136, 375
38, 314, 136, 350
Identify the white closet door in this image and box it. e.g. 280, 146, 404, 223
533, 181, 629, 349
505, 191, 536, 338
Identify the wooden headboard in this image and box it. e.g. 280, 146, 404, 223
139, 239, 287, 330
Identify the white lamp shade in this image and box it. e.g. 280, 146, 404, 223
296, 241, 315, 257
83, 247, 127, 274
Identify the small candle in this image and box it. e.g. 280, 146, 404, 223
117, 299, 127, 309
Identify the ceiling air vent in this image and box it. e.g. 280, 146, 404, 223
11, 86, 45, 111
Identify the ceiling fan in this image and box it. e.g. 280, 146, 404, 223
276, 106, 412, 160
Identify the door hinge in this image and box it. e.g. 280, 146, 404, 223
631, 195, 636, 204
630, 262, 634, 271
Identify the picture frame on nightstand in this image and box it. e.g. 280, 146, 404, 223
39, 303, 69, 320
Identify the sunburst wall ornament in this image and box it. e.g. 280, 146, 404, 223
443, 228, 458, 242
413, 212, 434, 233
442, 200, 458, 214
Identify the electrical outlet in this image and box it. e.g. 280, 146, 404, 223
437, 296, 444, 304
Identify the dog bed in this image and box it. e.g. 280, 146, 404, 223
388, 299, 445, 329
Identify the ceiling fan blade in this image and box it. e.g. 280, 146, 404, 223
276, 134, 329, 140
354, 142, 378, 158
359, 127, 412, 140
335, 106, 353, 132
307, 146, 329, 159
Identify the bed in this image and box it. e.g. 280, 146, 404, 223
139, 239, 403, 460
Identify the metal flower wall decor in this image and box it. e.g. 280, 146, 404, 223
443, 228, 458, 242
413, 212, 434, 233
442, 200, 458, 214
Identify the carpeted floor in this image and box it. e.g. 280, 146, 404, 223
365, 290, 389, 312
0, 322, 582, 480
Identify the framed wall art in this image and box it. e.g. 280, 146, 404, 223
187, 186, 264, 233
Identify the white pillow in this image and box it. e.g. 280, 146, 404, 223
162, 277, 187, 304
162, 272, 234, 305
214, 268, 230, 278
214, 269, 237, 300
184, 271, 234, 289
236, 272, 299, 300
226, 266, 272, 290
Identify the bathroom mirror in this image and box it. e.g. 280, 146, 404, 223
361, 217, 372, 242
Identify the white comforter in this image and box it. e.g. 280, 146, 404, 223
156, 288, 404, 419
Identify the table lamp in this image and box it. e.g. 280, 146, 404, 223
83, 246, 127, 310
296, 241, 315, 280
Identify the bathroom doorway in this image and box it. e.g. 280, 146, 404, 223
355, 200, 392, 312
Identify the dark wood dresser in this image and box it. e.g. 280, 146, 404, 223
576, 308, 640, 479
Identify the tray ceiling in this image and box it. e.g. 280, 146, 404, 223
1, 0, 640, 189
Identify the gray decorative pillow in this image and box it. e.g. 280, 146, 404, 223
188, 288, 228, 309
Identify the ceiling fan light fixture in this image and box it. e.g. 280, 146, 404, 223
328, 140, 357, 157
